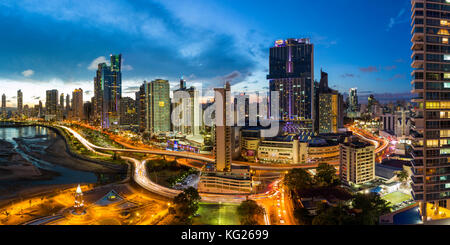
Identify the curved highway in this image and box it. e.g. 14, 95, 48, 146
60, 126, 278, 204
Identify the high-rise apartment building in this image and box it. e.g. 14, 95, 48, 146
339, 140, 375, 185
66, 94, 71, 112
45, 89, 58, 120
268, 38, 314, 131
1, 94, 6, 117
94, 54, 122, 128
316, 70, 344, 133
72, 88, 84, 121
17, 90, 23, 115
138, 79, 170, 133
119, 97, 138, 126
173, 78, 201, 136
410, 0, 450, 219
214, 82, 232, 172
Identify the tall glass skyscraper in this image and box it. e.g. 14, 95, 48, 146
94, 54, 122, 129
17, 89, 23, 115
267, 38, 314, 132
138, 79, 170, 133
411, 0, 450, 221
45, 89, 58, 120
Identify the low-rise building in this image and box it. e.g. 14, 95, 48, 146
340, 140, 375, 185
257, 135, 307, 165
197, 165, 252, 194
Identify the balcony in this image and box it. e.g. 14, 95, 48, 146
411, 176, 424, 185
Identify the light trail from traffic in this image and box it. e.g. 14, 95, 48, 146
59, 125, 280, 224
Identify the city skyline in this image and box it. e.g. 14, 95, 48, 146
0, 0, 411, 106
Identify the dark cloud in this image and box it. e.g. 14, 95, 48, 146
384, 65, 397, 71
359, 66, 379, 73
341, 73, 355, 78
376, 74, 405, 81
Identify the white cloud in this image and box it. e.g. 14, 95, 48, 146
122, 65, 133, 71
88, 56, 109, 70
21, 69, 34, 77
387, 8, 407, 31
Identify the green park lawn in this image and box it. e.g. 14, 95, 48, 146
192, 203, 241, 225
382, 192, 412, 206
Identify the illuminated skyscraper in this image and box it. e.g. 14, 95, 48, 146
94, 54, 122, 128
173, 78, 201, 136
410, 0, 450, 220
119, 97, 138, 126
45, 89, 58, 120
138, 79, 170, 133
268, 38, 314, 131
72, 88, 84, 121
347, 88, 359, 118
1, 94, 6, 117
214, 82, 232, 172
17, 90, 23, 115
316, 70, 343, 133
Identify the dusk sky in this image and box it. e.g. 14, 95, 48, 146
0, 0, 411, 106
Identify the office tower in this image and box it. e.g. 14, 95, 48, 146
119, 97, 138, 126
214, 82, 232, 172
315, 70, 343, 134
138, 79, 171, 133
72, 88, 84, 121
1, 94, 5, 117
180, 76, 186, 90
410, 0, 450, 219
267, 38, 314, 131
173, 78, 201, 135
60, 93, 64, 108
38, 100, 43, 117
94, 54, 122, 128
17, 90, 23, 115
151, 79, 170, 132
45, 89, 58, 120
349, 88, 358, 110
83, 101, 93, 122
339, 140, 375, 185
234, 93, 250, 126
66, 94, 71, 111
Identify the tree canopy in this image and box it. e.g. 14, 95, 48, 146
172, 187, 201, 223
314, 163, 340, 187
237, 200, 265, 225
284, 168, 313, 192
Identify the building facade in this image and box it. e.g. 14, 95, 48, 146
45, 89, 58, 120
138, 79, 171, 134
339, 141, 375, 185
214, 82, 232, 172
94, 54, 122, 129
268, 38, 314, 131
17, 90, 23, 116
410, 0, 450, 218
72, 88, 83, 121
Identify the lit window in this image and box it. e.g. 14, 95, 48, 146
445, 55, 450, 61
444, 38, 449, 44
445, 73, 450, 79
438, 29, 450, 35
441, 148, 450, 155
441, 130, 450, 137
427, 140, 439, 147
441, 111, 450, 118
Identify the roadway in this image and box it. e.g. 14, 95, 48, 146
60, 125, 279, 224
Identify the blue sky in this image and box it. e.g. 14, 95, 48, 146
0, 0, 411, 106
